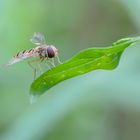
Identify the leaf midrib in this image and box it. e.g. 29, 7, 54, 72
43, 55, 112, 79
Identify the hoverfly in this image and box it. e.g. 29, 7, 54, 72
6, 32, 62, 79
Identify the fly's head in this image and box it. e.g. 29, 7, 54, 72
45, 45, 58, 58
35, 45, 58, 59
30, 32, 59, 59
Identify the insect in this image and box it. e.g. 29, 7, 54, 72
6, 32, 62, 79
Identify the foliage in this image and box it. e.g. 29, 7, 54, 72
30, 37, 140, 95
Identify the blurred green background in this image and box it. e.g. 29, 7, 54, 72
0, 0, 140, 140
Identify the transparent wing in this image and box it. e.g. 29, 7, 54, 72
6, 55, 31, 66
30, 32, 46, 45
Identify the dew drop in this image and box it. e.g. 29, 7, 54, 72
107, 54, 111, 57
62, 75, 65, 78
78, 71, 83, 74
50, 81, 54, 84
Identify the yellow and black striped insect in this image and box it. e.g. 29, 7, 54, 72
6, 32, 62, 79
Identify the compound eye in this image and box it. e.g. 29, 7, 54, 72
47, 47, 55, 58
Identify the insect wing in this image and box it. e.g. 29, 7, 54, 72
30, 32, 46, 45
6, 57, 24, 66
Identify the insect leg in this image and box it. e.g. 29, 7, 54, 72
44, 61, 51, 70
37, 63, 42, 74
28, 59, 43, 80
28, 61, 37, 80
37, 58, 44, 74
43, 58, 54, 69
56, 55, 62, 64
49, 58, 55, 67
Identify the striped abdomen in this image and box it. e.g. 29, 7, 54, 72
14, 48, 36, 58
7, 48, 39, 66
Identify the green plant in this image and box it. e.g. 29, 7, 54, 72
30, 36, 140, 95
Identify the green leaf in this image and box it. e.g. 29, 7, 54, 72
30, 36, 140, 95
